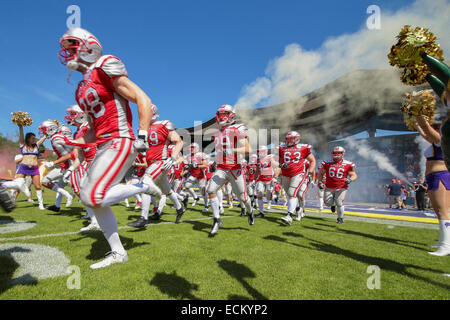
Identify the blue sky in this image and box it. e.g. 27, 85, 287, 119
0, 0, 414, 147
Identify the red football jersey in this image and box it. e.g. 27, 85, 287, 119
213, 123, 248, 171
146, 120, 174, 162
246, 164, 258, 182
257, 155, 274, 182
76, 55, 135, 146
173, 161, 185, 179
51, 134, 72, 170
73, 122, 97, 162
135, 153, 146, 177
184, 152, 207, 178
277, 143, 312, 177
320, 159, 356, 189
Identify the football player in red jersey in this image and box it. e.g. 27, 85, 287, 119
275, 131, 316, 225
128, 105, 185, 227
59, 28, 156, 269
207, 104, 254, 235
40, 121, 75, 210
255, 145, 279, 217
246, 154, 258, 209
182, 143, 209, 208
318, 146, 357, 224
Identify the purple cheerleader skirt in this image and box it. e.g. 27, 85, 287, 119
17, 164, 40, 176
426, 170, 450, 191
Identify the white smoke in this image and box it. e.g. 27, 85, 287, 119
346, 137, 413, 186
235, 0, 450, 110
414, 135, 430, 177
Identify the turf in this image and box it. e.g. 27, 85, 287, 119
0, 191, 449, 300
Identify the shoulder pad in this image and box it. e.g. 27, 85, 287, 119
159, 120, 175, 131
232, 123, 248, 135
95, 55, 128, 78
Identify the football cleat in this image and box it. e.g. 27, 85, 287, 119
296, 212, 302, 221
202, 206, 210, 214
209, 218, 223, 236
128, 216, 148, 228
429, 241, 441, 248
428, 244, 450, 256
281, 214, 293, 225
255, 213, 264, 218
182, 195, 189, 208
240, 207, 246, 217
337, 218, 344, 224
192, 198, 199, 207
81, 214, 90, 219
47, 205, 60, 213
90, 251, 128, 270
175, 206, 186, 224
149, 213, 160, 221
80, 221, 100, 232
0, 185, 16, 212
219, 206, 225, 215
39, 203, 45, 210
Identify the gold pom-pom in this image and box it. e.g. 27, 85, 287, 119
388, 25, 445, 85
401, 90, 436, 129
10, 111, 33, 127
54, 119, 60, 126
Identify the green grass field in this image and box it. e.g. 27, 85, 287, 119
0, 191, 449, 300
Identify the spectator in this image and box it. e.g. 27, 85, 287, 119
414, 178, 427, 211
387, 178, 403, 209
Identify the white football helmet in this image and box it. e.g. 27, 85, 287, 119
190, 142, 199, 154
332, 146, 345, 162
65, 104, 87, 125
258, 145, 268, 158
216, 104, 236, 128
285, 131, 300, 146
58, 125, 73, 138
59, 28, 103, 71
249, 154, 258, 164
151, 104, 159, 121
38, 120, 59, 138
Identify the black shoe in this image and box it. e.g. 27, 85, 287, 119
127, 216, 148, 228
0, 186, 15, 212
240, 207, 246, 217
47, 205, 60, 212
295, 206, 300, 214
182, 196, 189, 208
175, 206, 186, 224
331, 206, 336, 213
337, 218, 344, 224
248, 211, 255, 225
210, 217, 223, 235
255, 213, 264, 218
149, 213, 161, 221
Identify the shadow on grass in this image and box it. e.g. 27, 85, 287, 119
0, 246, 37, 295
184, 220, 250, 235
70, 231, 149, 261
149, 271, 200, 300
218, 259, 268, 300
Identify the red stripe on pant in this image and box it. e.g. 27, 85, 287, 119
90, 138, 131, 206
293, 174, 306, 198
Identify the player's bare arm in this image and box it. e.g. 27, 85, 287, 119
113, 76, 153, 133
168, 131, 183, 160
415, 115, 441, 144
306, 153, 316, 174
348, 169, 357, 182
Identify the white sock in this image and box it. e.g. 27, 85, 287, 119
217, 190, 223, 207
440, 220, 450, 246
188, 188, 197, 199
169, 192, 182, 210
52, 184, 71, 199
176, 192, 184, 201
36, 189, 43, 206
135, 194, 142, 203
92, 206, 125, 255
337, 205, 345, 219
141, 194, 151, 219
124, 198, 129, 206
258, 199, 264, 214
101, 184, 148, 207
287, 198, 297, 214
55, 192, 63, 208
86, 206, 95, 218
319, 197, 324, 208
158, 195, 167, 212
210, 197, 220, 219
